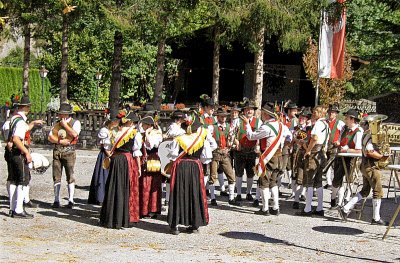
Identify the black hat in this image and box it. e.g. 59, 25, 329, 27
300, 109, 312, 118
328, 104, 340, 113
230, 103, 241, 112
200, 94, 214, 107
189, 115, 203, 132
171, 110, 185, 119
285, 102, 298, 110
126, 111, 140, 123
141, 102, 157, 113
261, 102, 277, 117
140, 115, 155, 126
58, 103, 73, 114
242, 99, 257, 110
345, 109, 360, 121
17, 95, 31, 107
215, 107, 229, 116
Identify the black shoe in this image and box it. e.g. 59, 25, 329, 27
313, 209, 325, 217
187, 226, 199, 233
206, 190, 210, 197
149, 213, 158, 219
292, 202, 300, 209
24, 201, 38, 208
295, 210, 313, 217
228, 199, 242, 206
286, 195, 295, 200
278, 191, 284, 198
220, 190, 229, 197
324, 184, 332, 190
164, 200, 169, 206
270, 208, 280, 216
170, 226, 180, 235
52, 201, 60, 208
337, 207, 348, 221
235, 195, 242, 202
255, 209, 270, 216
371, 219, 388, 226
66, 201, 74, 209
9, 210, 14, 217
13, 211, 34, 219
330, 199, 337, 209
210, 199, 218, 206
300, 195, 306, 202
246, 194, 254, 201
252, 199, 260, 207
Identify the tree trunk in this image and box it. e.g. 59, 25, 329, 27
211, 26, 220, 104
109, 30, 123, 119
152, 36, 166, 110
22, 23, 30, 96
60, 14, 69, 103
253, 26, 265, 110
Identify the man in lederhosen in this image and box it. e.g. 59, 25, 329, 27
208, 108, 240, 206
281, 102, 298, 194
242, 103, 285, 215
48, 103, 81, 208
296, 105, 329, 217
339, 113, 388, 225
6, 95, 39, 218
234, 100, 261, 202
292, 109, 312, 209
324, 104, 345, 190
330, 109, 363, 209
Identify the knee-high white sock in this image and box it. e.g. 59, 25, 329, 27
327, 167, 333, 186
372, 199, 381, 221
261, 188, 270, 212
304, 187, 314, 213
204, 176, 209, 189
228, 184, 235, 201
343, 193, 362, 213
218, 173, 225, 192
166, 183, 170, 202
345, 187, 352, 202
246, 177, 253, 194
54, 183, 61, 203
271, 186, 279, 210
15, 185, 24, 214
301, 186, 306, 197
338, 186, 345, 205
209, 185, 216, 200
9, 184, 17, 211
331, 186, 339, 200
288, 170, 292, 186
236, 177, 243, 196
23, 185, 31, 203
277, 174, 282, 188
316, 187, 324, 211
255, 187, 261, 201
291, 181, 296, 196
294, 184, 301, 202
68, 183, 75, 203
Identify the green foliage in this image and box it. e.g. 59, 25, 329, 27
346, 0, 400, 98
0, 67, 51, 112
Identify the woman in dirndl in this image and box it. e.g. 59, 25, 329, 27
138, 115, 163, 218
99, 111, 142, 229
88, 118, 118, 205
167, 114, 217, 235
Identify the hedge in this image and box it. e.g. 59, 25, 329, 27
0, 67, 52, 113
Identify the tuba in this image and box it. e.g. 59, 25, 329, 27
362, 114, 390, 169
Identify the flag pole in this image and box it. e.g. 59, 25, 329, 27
315, 9, 324, 106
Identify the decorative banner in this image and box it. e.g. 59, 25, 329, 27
383, 123, 400, 145
318, 0, 347, 79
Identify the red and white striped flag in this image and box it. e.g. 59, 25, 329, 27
318, 0, 347, 79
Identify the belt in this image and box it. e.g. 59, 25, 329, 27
54, 144, 75, 152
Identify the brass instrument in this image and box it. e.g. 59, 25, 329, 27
362, 114, 390, 169
227, 122, 239, 150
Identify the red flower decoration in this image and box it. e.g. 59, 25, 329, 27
104, 108, 110, 114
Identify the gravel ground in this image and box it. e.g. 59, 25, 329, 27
0, 146, 399, 263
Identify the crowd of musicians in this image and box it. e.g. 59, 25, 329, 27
3, 94, 390, 234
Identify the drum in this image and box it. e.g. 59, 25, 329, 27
158, 140, 173, 178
